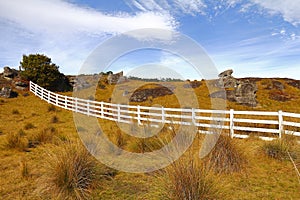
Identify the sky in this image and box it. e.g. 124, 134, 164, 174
0, 0, 300, 79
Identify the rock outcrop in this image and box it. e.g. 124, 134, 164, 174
107, 71, 126, 85
3, 66, 19, 80
210, 69, 258, 107
129, 84, 174, 102
286, 79, 300, 90
183, 80, 201, 88
0, 87, 18, 98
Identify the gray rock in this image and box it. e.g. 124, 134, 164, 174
218, 69, 233, 78
129, 85, 174, 102
211, 70, 258, 107
3, 66, 18, 80
0, 87, 18, 98
14, 81, 28, 90
107, 71, 126, 85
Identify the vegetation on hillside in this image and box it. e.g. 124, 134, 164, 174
0, 69, 300, 199
20, 54, 71, 92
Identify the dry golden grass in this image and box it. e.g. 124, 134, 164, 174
160, 152, 222, 200
0, 78, 300, 199
203, 134, 247, 174
38, 141, 98, 200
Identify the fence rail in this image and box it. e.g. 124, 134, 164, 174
29, 81, 300, 140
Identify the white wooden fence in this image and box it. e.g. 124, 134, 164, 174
29, 81, 300, 140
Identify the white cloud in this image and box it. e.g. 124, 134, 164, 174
0, 0, 176, 35
250, 0, 300, 25
127, 0, 206, 15
0, 0, 177, 74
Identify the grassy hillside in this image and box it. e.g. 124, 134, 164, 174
0, 78, 300, 199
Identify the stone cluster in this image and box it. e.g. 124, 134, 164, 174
210, 69, 258, 107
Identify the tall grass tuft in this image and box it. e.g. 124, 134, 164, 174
160, 153, 221, 200
262, 137, 296, 161
5, 129, 28, 151
12, 109, 20, 114
47, 104, 57, 112
29, 127, 57, 147
203, 135, 246, 174
20, 159, 29, 178
51, 115, 59, 123
24, 122, 35, 130
40, 141, 98, 199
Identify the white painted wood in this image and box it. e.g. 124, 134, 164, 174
278, 110, 283, 138
29, 81, 300, 141
230, 109, 234, 138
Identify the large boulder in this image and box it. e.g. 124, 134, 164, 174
14, 80, 29, 90
211, 70, 258, 107
183, 80, 202, 88
286, 79, 300, 89
129, 84, 174, 102
0, 87, 18, 98
107, 71, 126, 85
3, 66, 18, 80
218, 69, 233, 78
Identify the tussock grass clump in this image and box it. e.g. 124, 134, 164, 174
29, 127, 57, 147
47, 104, 56, 112
161, 154, 221, 200
50, 115, 59, 123
5, 130, 28, 151
111, 130, 126, 148
12, 109, 20, 114
40, 142, 98, 199
24, 122, 35, 130
263, 138, 293, 160
20, 159, 29, 178
203, 135, 246, 174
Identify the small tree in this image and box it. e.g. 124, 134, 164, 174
20, 54, 71, 92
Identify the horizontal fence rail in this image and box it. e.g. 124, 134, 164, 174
29, 81, 300, 140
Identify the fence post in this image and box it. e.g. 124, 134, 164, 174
278, 110, 283, 138
229, 109, 234, 138
75, 97, 78, 112
117, 104, 121, 122
87, 100, 90, 116
29, 81, 31, 92
55, 94, 58, 106
64, 96, 68, 109
137, 105, 141, 125
47, 91, 50, 103
100, 102, 104, 118
191, 108, 196, 124
35, 83, 37, 96
161, 107, 165, 124
41, 88, 44, 99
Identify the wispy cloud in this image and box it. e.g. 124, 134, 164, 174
209, 34, 300, 78
250, 0, 300, 26
126, 0, 206, 15
0, 0, 177, 73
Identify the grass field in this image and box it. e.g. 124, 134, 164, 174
0, 78, 300, 199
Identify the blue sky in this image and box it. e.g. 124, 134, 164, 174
0, 0, 300, 79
